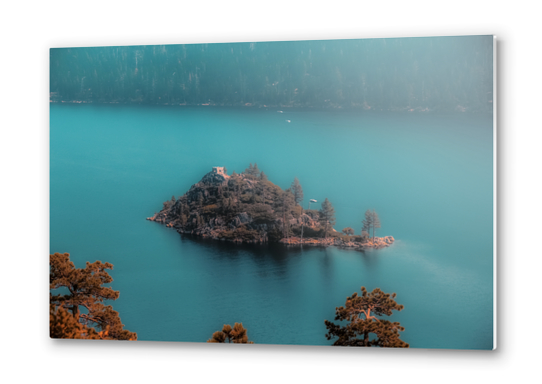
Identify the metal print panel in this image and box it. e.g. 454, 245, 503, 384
50, 35, 495, 349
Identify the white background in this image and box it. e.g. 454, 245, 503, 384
1, 0, 539, 382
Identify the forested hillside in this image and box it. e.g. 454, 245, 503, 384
50, 36, 493, 112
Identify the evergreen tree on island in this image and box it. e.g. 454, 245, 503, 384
244, 163, 261, 179
362, 209, 373, 239
290, 177, 304, 206
319, 198, 336, 239
372, 209, 381, 240
275, 189, 295, 241
325, 287, 409, 348
362, 209, 381, 240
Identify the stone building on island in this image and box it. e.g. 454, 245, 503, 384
212, 167, 226, 175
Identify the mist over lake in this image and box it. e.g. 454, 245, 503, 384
50, 104, 493, 349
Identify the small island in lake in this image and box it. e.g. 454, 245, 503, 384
147, 165, 394, 250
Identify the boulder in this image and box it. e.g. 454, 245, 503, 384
383, 236, 395, 244
237, 212, 252, 224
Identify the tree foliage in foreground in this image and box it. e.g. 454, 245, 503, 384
50, 304, 101, 339
325, 287, 409, 348
207, 323, 254, 344
50, 252, 137, 340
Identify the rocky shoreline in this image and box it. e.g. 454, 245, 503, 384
146, 212, 394, 250
279, 236, 395, 250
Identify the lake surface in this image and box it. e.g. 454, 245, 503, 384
50, 104, 493, 349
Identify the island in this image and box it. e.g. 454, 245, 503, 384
147, 165, 394, 250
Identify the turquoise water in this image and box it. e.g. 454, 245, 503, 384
50, 104, 493, 349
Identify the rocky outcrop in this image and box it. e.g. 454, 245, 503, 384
147, 167, 324, 243
147, 166, 394, 250
339, 236, 394, 250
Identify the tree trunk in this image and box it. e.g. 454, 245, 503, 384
300, 208, 304, 244
71, 305, 80, 321
283, 212, 287, 240
363, 331, 369, 347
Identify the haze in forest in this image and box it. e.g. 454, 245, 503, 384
50, 36, 493, 112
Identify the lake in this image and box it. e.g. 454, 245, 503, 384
50, 104, 494, 349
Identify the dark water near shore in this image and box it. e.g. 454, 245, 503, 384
50, 104, 493, 349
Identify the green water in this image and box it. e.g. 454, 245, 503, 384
50, 104, 493, 349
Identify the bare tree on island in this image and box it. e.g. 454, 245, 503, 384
319, 198, 336, 239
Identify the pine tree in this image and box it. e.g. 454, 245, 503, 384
50, 252, 137, 340
275, 189, 295, 240
207, 323, 254, 344
362, 209, 381, 240
372, 209, 381, 240
362, 209, 373, 239
325, 287, 409, 348
244, 163, 261, 179
252, 163, 260, 176
50, 304, 101, 339
244, 163, 256, 178
319, 198, 336, 239
290, 177, 304, 206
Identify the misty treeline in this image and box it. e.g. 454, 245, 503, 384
50, 36, 493, 112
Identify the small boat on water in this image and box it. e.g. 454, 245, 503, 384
277, 110, 283, 113
286, 120, 291, 123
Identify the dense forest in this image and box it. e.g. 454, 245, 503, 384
50, 36, 493, 112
